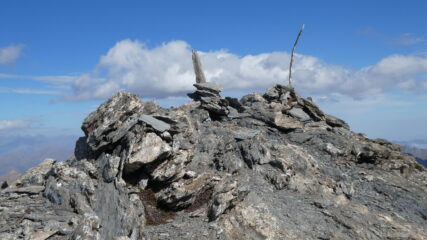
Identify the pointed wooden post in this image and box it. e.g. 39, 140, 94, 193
192, 50, 207, 83
288, 24, 304, 87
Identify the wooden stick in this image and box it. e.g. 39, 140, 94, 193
288, 24, 304, 87
192, 50, 207, 83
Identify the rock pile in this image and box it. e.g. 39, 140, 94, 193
1, 84, 426, 240
187, 82, 234, 120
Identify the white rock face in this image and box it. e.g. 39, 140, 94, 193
126, 132, 172, 172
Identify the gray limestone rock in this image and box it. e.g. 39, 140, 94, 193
1, 84, 426, 240
326, 114, 350, 130
125, 132, 172, 173
139, 114, 171, 132
288, 107, 311, 122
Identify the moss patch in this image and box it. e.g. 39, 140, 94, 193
139, 189, 176, 225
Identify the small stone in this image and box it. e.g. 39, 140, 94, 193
288, 107, 311, 122
227, 107, 239, 118
324, 143, 342, 156
365, 175, 374, 181
184, 170, 197, 179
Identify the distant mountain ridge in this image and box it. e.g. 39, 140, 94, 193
0, 135, 77, 175
395, 139, 427, 150
401, 145, 427, 168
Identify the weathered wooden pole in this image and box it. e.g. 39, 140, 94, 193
192, 50, 207, 83
288, 24, 305, 87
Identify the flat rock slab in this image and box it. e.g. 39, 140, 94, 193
288, 108, 311, 122
140, 114, 170, 132
194, 82, 224, 93
3, 185, 45, 195
30, 230, 58, 240
325, 114, 350, 129
274, 113, 304, 130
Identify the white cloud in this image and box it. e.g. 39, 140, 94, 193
58, 39, 427, 101
0, 73, 77, 84
0, 119, 32, 131
2, 39, 426, 101
0, 87, 61, 95
0, 44, 25, 65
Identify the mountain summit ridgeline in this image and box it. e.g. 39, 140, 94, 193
1, 82, 426, 240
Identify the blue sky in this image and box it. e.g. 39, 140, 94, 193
1, 0, 427, 143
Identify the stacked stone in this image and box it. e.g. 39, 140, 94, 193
187, 82, 232, 119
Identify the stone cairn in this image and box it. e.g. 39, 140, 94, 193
187, 50, 239, 120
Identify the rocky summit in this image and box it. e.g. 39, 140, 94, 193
1, 83, 426, 240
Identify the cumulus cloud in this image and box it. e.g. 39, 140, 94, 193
0, 39, 417, 101
58, 39, 427, 101
0, 44, 25, 65
0, 119, 32, 131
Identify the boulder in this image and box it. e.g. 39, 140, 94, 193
125, 132, 172, 173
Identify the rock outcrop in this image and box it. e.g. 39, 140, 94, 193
1, 83, 426, 240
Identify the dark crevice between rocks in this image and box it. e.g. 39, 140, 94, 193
355, 153, 377, 165
145, 179, 173, 193
225, 97, 245, 112
122, 170, 149, 186
138, 177, 214, 225
126, 171, 182, 225
206, 111, 226, 122
138, 189, 176, 226
300, 105, 321, 122
91, 140, 122, 160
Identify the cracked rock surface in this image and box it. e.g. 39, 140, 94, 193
1, 84, 426, 240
